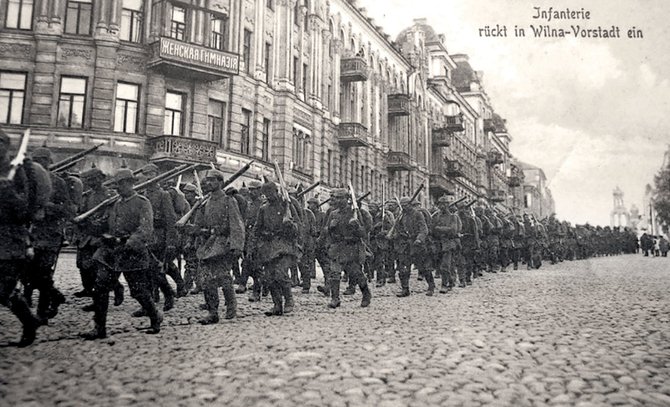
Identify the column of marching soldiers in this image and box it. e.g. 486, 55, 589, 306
0, 128, 640, 346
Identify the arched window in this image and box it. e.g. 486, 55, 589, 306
303, 0, 309, 31
294, 0, 300, 26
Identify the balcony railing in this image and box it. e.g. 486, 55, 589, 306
446, 160, 465, 178
429, 173, 452, 195
483, 118, 496, 133
148, 135, 218, 163
148, 37, 240, 81
340, 56, 368, 82
489, 189, 507, 202
387, 94, 411, 116
487, 151, 504, 165
432, 128, 450, 147
337, 122, 369, 148
446, 115, 465, 132
387, 151, 412, 171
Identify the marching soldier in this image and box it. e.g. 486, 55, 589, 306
137, 164, 179, 313
498, 212, 515, 272
0, 129, 44, 346
367, 201, 395, 288
310, 197, 333, 297
392, 196, 429, 297
251, 181, 300, 315
74, 166, 124, 309
238, 180, 264, 301
484, 208, 502, 273
457, 205, 480, 286
26, 147, 74, 323
81, 168, 161, 339
511, 214, 526, 270
179, 183, 201, 294
193, 169, 245, 323
322, 189, 371, 308
432, 195, 462, 293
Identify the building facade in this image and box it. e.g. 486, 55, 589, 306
519, 161, 555, 219
0, 0, 545, 210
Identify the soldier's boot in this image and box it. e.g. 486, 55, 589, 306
360, 282, 371, 308
283, 282, 295, 314
9, 293, 39, 347
200, 287, 220, 324
248, 285, 261, 302
343, 280, 356, 296
222, 283, 237, 320
81, 290, 109, 340
113, 282, 124, 306
35, 289, 51, 325
396, 274, 410, 297
265, 283, 284, 316
261, 283, 270, 297
158, 276, 176, 311
425, 273, 435, 296
45, 288, 66, 319
328, 281, 341, 309
23, 286, 33, 308
143, 300, 163, 334
235, 283, 247, 294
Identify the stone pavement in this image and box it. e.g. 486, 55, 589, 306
1, 254, 669, 406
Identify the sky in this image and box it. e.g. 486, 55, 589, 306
360, 0, 670, 226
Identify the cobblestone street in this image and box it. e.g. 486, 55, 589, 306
1, 254, 669, 406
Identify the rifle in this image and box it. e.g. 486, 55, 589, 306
193, 169, 203, 198
318, 197, 330, 207
176, 160, 255, 227
54, 157, 87, 174
296, 181, 320, 199
74, 163, 196, 223
357, 191, 371, 204
49, 143, 104, 172
273, 161, 292, 222
348, 182, 361, 221
381, 184, 386, 225
451, 196, 468, 208
5, 129, 30, 181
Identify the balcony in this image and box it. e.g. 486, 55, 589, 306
387, 151, 412, 171
148, 37, 240, 81
387, 94, 411, 116
487, 151, 504, 165
446, 115, 465, 132
432, 127, 450, 147
429, 173, 452, 195
446, 160, 465, 178
340, 56, 368, 82
337, 122, 369, 148
489, 189, 507, 202
483, 118, 496, 133
508, 175, 522, 187
148, 135, 218, 164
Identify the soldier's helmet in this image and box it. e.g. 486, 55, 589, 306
141, 163, 159, 176
203, 169, 225, 181
32, 147, 53, 163
81, 166, 105, 181
331, 188, 348, 199
114, 168, 136, 183
438, 195, 454, 204
307, 197, 319, 205
248, 180, 262, 190
399, 196, 411, 206
182, 183, 197, 193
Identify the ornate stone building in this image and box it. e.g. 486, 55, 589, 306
0, 0, 537, 208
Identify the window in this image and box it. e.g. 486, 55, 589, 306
65, 0, 92, 35
292, 127, 311, 172
208, 99, 225, 144
302, 63, 308, 94
58, 77, 87, 128
260, 118, 270, 161
170, 5, 186, 40
210, 15, 228, 50
303, 0, 309, 31
5, 0, 33, 30
264, 42, 272, 84
266, 0, 273, 10
114, 82, 139, 133
164, 91, 183, 135
243, 29, 252, 74
293, 0, 300, 25
120, 0, 143, 43
326, 84, 331, 109
0, 72, 26, 124
240, 109, 251, 155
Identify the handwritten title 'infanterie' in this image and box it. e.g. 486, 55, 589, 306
477, 6, 644, 39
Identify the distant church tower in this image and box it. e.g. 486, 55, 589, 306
610, 187, 630, 228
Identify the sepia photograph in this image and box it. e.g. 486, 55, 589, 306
0, 0, 669, 405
